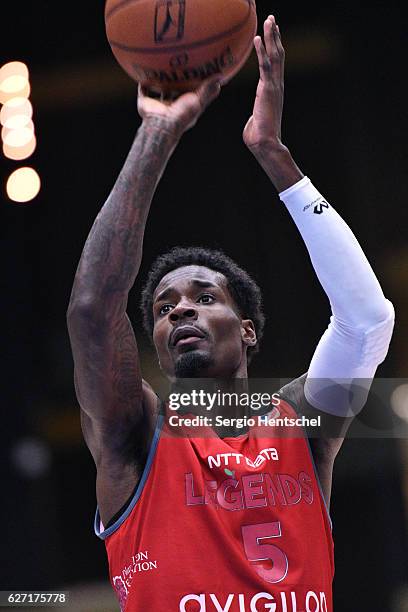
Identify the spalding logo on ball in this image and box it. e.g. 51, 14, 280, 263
105, 0, 257, 93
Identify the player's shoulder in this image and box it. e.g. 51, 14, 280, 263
142, 379, 162, 429
277, 373, 347, 463
142, 378, 160, 406
277, 373, 309, 414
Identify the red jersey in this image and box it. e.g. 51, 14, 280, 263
95, 399, 334, 611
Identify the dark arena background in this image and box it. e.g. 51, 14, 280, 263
1, 2, 407, 610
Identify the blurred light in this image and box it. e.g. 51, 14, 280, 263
0, 97, 32, 129
0, 74, 29, 93
2, 119, 34, 147
0, 80, 30, 104
10, 437, 51, 479
390, 384, 408, 422
3, 133, 36, 160
6, 167, 41, 203
0, 61, 29, 83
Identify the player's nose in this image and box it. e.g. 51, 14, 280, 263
169, 302, 198, 323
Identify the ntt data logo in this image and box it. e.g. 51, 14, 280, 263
207, 448, 279, 469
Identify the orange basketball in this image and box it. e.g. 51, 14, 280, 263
105, 0, 257, 93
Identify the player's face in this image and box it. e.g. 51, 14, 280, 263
152, 265, 256, 380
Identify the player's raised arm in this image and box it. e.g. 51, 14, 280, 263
244, 16, 394, 472
66, 80, 220, 523
243, 16, 303, 190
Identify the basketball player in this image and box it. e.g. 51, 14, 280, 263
67, 16, 394, 612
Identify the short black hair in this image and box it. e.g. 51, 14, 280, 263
140, 246, 265, 361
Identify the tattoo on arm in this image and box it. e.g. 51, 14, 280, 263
69, 122, 180, 310
111, 315, 142, 407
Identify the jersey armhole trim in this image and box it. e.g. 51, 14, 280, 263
279, 393, 333, 530
303, 434, 333, 530
94, 412, 164, 541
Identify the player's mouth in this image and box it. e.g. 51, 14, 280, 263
170, 325, 206, 348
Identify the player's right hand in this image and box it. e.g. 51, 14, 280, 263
243, 15, 285, 154
138, 78, 221, 137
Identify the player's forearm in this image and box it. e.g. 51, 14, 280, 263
251, 142, 304, 193
278, 177, 394, 416
279, 177, 392, 328
68, 118, 180, 319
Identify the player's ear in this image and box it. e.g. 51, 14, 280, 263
241, 319, 257, 347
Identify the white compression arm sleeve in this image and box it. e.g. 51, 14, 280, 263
279, 176, 395, 416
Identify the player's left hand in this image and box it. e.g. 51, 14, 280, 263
243, 15, 285, 153
138, 78, 221, 137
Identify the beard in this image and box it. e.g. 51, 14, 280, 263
174, 350, 214, 378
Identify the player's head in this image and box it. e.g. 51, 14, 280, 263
141, 247, 265, 380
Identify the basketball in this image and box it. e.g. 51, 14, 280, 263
105, 0, 257, 94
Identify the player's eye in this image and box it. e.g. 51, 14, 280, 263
197, 294, 215, 304
159, 304, 174, 316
